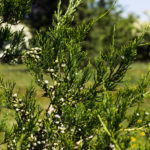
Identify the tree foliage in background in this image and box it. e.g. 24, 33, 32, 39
0, 25, 26, 63
77, 0, 136, 56
0, 0, 32, 63
26, 0, 69, 29
0, 0, 150, 150
133, 20, 150, 60
28, 0, 137, 58
0, 0, 31, 24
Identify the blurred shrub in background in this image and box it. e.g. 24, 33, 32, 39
0, 0, 32, 64
28, 0, 138, 60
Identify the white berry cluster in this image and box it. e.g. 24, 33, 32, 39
46, 68, 58, 79
109, 143, 116, 150
0, 50, 7, 59
58, 123, 66, 134
7, 139, 17, 149
26, 132, 49, 150
45, 59, 60, 80
42, 79, 55, 97
8, 92, 50, 149
47, 104, 66, 149
10, 58, 19, 64
8, 118, 50, 149
12, 93, 34, 121
12, 93, 24, 112
26, 47, 41, 62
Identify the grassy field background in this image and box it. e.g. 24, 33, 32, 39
0, 62, 149, 88
0, 62, 150, 149
0, 64, 49, 109
0, 62, 150, 109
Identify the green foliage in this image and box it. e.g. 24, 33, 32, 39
0, 25, 26, 63
0, 77, 43, 149
23, 0, 150, 149
0, 0, 150, 150
136, 29, 150, 60
83, 0, 136, 57
0, 0, 32, 63
28, 0, 136, 59
0, 0, 31, 24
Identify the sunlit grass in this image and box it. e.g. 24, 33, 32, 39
123, 61, 150, 85
0, 64, 34, 88
0, 63, 49, 105
0, 62, 150, 109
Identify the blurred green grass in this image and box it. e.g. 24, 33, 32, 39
0, 64, 34, 88
123, 62, 150, 85
0, 63, 49, 109
0, 62, 150, 109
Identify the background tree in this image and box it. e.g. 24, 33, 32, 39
26, 0, 69, 29
0, 0, 32, 63
28, 0, 137, 59
0, 0, 31, 24
82, 0, 136, 56
133, 19, 150, 60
